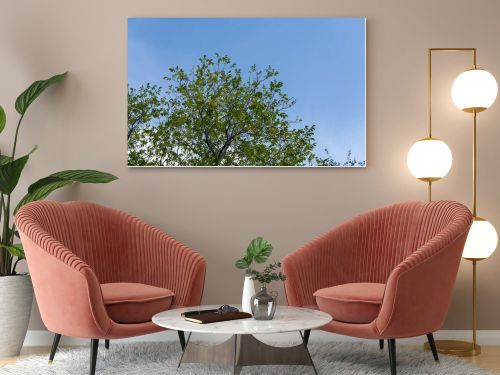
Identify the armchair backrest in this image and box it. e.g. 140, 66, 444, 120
340, 201, 422, 284
344, 200, 469, 284
283, 200, 472, 308
16, 200, 133, 284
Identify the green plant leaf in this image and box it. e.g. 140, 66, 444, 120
0, 148, 36, 194
14, 169, 117, 214
32, 170, 117, 191
0, 244, 24, 259
51, 169, 118, 182
16, 180, 74, 213
0, 155, 13, 165
235, 258, 250, 269
0, 105, 5, 134
28, 169, 117, 194
15, 72, 67, 115
26, 176, 66, 194
7, 227, 20, 241
246, 237, 273, 264
254, 253, 271, 263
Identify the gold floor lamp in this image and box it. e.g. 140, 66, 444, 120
407, 48, 498, 356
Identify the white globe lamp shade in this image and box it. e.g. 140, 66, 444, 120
407, 138, 453, 181
462, 218, 498, 260
452, 69, 498, 113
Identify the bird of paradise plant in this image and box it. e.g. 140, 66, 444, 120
0, 72, 117, 276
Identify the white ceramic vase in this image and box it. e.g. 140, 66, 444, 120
241, 275, 255, 313
0, 274, 34, 358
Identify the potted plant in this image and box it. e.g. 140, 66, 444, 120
235, 237, 273, 313
235, 237, 286, 319
0, 72, 117, 358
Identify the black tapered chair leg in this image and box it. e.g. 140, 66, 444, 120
426, 333, 439, 362
90, 339, 99, 375
105, 339, 110, 350
379, 339, 384, 350
48, 333, 62, 363
303, 329, 311, 347
388, 339, 396, 375
177, 330, 186, 350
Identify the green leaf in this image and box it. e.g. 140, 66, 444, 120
27, 169, 117, 195
7, 228, 20, 241
0, 155, 13, 166
0, 105, 5, 134
254, 254, 269, 263
15, 72, 67, 115
0, 244, 25, 259
16, 180, 74, 213
14, 169, 117, 214
0, 149, 36, 194
26, 176, 66, 194
45, 169, 117, 184
246, 237, 273, 264
235, 258, 250, 269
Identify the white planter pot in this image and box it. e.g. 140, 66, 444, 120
241, 276, 255, 313
0, 274, 33, 358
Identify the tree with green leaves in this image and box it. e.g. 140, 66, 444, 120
0, 73, 117, 276
316, 149, 366, 167
128, 83, 167, 142
128, 54, 318, 166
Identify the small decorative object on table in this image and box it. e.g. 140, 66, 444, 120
182, 305, 251, 324
249, 261, 286, 320
234, 236, 286, 320
235, 237, 273, 313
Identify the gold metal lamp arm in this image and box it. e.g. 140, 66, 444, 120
425, 48, 476, 203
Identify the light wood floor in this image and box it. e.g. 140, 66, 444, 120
465, 346, 500, 373
2, 345, 500, 372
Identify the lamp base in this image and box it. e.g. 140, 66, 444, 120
424, 340, 481, 357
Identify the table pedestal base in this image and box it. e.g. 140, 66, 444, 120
178, 332, 317, 374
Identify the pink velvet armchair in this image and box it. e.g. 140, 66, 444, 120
16, 200, 206, 375
283, 200, 472, 375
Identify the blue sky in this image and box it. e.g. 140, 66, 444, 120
128, 18, 365, 164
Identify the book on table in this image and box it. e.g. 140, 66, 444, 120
182, 309, 252, 324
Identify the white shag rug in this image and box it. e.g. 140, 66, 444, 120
0, 341, 494, 374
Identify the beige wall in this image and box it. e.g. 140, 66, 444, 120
1, 0, 500, 331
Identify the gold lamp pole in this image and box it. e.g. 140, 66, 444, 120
407, 49, 453, 200
452, 50, 498, 355
462, 108, 481, 356
419, 48, 498, 357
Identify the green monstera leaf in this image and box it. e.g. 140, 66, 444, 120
246, 236, 273, 263
235, 257, 251, 270
235, 237, 274, 271
15, 72, 67, 115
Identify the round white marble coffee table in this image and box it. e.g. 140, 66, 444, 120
153, 305, 332, 374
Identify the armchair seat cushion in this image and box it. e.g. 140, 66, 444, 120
314, 283, 385, 324
101, 283, 174, 324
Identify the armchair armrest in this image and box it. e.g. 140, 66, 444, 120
376, 227, 470, 338
17, 230, 111, 339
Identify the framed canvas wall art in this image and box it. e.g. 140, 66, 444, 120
128, 18, 366, 167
